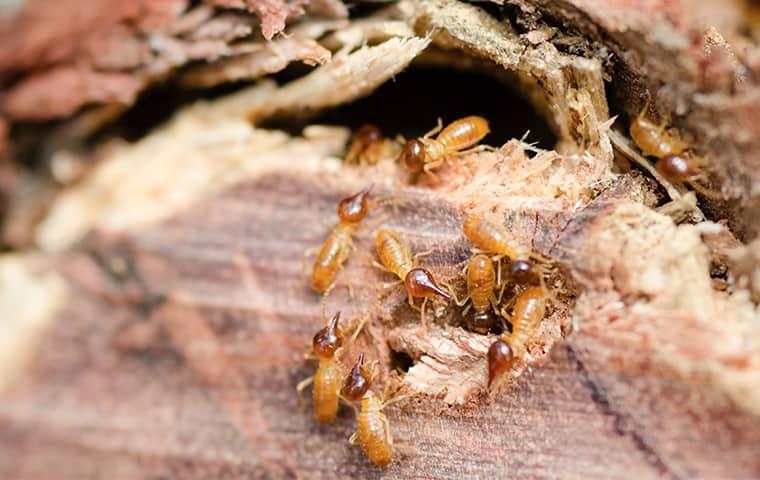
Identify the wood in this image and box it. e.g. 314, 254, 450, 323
0, 166, 758, 478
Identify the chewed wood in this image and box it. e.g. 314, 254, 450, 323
0, 173, 757, 479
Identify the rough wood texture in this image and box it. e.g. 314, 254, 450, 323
0, 0, 346, 120
508, 0, 760, 220
0, 170, 758, 479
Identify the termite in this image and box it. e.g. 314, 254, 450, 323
445, 254, 506, 334
629, 102, 718, 197
341, 351, 373, 403
296, 312, 364, 424
463, 214, 531, 263
488, 285, 547, 389
344, 353, 407, 468
309, 186, 372, 295
462, 214, 549, 286
374, 228, 451, 332
655, 153, 717, 196
399, 116, 491, 175
345, 124, 387, 165
629, 102, 690, 160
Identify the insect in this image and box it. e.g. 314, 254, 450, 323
345, 124, 388, 165
309, 186, 372, 295
341, 351, 373, 403
509, 259, 540, 286
374, 228, 451, 332
462, 214, 550, 285
488, 285, 548, 389
463, 214, 531, 262
399, 116, 491, 175
344, 353, 407, 468
655, 153, 715, 196
446, 254, 506, 334
629, 102, 690, 160
629, 102, 717, 196
296, 312, 364, 424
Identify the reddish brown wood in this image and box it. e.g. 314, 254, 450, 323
0, 173, 757, 479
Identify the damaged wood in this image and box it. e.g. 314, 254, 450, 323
1, 162, 758, 478
0, 0, 348, 120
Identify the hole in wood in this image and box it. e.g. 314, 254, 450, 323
260, 66, 558, 151
389, 347, 414, 374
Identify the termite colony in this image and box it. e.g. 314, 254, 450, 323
299, 116, 559, 468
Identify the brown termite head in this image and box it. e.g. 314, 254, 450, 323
404, 267, 451, 300
467, 310, 497, 335
336, 186, 372, 223
313, 312, 343, 359
399, 138, 426, 172
342, 352, 372, 402
510, 259, 539, 285
487, 339, 514, 388
355, 124, 382, 145
346, 124, 384, 164
656, 154, 698, 182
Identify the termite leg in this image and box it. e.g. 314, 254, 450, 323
407, 295, 421, 312
320, 288, 332, 319
459, 144, 496, 155
494, 277, 509, 306
637, 98, 651, 121
382, 415, 393, 447
528, 250, 553, 264
499, 298, 515, 318
413, 249, 433, 262
419, 298, 429, 335
301, 246, 320, 276
441, 281, 468, 307
495, 255, 509, 287
423, 118, 444, 139
421, 164, 441, 181
348, 431, 359, 445
372, 260, 393, 274
349, 315, 367, 343
296, 375, 314, 411
687, 178, 723, 199
382, 394, 410, 409
363, 212, 390, 231
338, 393, 360, 416
382, 279, 403, 289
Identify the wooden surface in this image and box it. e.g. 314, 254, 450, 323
0, 172, 758, 479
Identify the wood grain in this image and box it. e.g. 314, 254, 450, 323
0, 172, 758, 479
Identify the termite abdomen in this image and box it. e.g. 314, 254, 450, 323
437, 116, 490, 150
